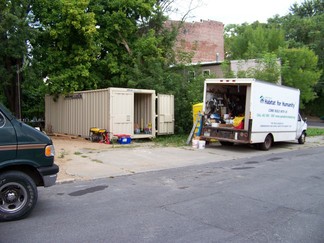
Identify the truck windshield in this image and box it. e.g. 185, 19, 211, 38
0, 103, 15, 120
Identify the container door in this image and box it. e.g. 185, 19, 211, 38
157, 94, 174, 135
110, 90, 134, 135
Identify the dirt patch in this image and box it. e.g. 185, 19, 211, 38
52, 136, 114, 181
51, 135, 155, 182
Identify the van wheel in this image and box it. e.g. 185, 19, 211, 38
0, 171, 38, 221
259, 134, 272, 151
298, 131, 306, 144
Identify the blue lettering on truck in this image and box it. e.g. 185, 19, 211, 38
260, 95, 295, 109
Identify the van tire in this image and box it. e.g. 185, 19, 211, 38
0, 171, 38, 221
298, 131, 306, 144
259, 134, 272, 151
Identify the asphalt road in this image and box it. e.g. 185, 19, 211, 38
1, 147, 324, 243
308, 120, 324, 128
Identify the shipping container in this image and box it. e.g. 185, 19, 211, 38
45, 88, 174, 139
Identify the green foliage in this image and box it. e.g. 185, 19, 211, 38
3, 0, 322, 135
32, 0, 100, 94
225, 2, 323, 114
224, 23, 286, 60
233, 53, 281, 83
307, 127, 324, 136
86, 0, 177, 90
167, 64, 206, 134
279, 47, 321, 108
220, 61, 235, 78
290, 0, 324, 17
305, 90, 324, 116
277, 0, 324, 114
152, 134, 187, 147
0, 0, 35, 114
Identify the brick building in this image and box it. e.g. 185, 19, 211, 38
170, 20, 224, 64
167, 19, 225, 78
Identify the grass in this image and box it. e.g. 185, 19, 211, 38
152, 134, 188, 147
307, 127, 324, 136
151, 128, 324, 147
58, 149, 68, 158
92, 159, 103, 163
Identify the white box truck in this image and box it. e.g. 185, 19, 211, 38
200, 78, 307, 150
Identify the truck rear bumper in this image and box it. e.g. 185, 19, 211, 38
202, 126, 250, 143
37, 164, 59, 187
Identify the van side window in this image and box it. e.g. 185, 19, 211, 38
0, 112, 6, 128
0, 112, 16, 145
298, 114, 301, 122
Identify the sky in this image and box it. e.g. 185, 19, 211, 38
169, 0, 305, 25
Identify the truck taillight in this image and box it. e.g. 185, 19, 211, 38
45, 145, 55, 157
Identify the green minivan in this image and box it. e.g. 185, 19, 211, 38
0, 103, 59, 221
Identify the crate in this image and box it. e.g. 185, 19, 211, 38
116, 134, 132, 144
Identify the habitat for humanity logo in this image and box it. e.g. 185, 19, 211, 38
259, 96, 276, 105
259, 95, 296, 108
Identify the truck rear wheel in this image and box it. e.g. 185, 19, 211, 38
259, 134, 272, 151
0, 171, 38, 221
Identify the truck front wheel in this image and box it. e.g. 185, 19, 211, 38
259, 134, 273, 151
0, 171, 38, 221
298, 131, 306, 144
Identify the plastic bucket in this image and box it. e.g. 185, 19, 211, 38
198, 140, 206, 149
192, 139, 199, 149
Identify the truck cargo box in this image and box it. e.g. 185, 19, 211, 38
200, 78, 307, 150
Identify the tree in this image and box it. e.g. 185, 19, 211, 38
0, 0, 33, 117
233, 53, 281, 83
224, 22, 286, 60
281, 0, 324, 113
31, 0, 99, 95
279, 47, 321, 108
87, 0, 178, 91
290, 0, 324, 17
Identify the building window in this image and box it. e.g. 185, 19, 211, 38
188, 71, 195, 81
203, 69, 210, 77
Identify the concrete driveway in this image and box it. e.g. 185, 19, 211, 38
57, 136, 324, 183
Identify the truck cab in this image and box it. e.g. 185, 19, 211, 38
296, 114, 307, 144
0, 103, 59, 221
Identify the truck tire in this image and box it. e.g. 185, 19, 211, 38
0, 171, 38, 221
298, 131, 306, 144
259, 134, 272, 151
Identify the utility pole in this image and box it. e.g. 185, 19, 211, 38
17, 62, 21, 120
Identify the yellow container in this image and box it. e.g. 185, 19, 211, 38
192, 103, 203, 136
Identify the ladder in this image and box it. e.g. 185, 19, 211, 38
186, 112, 202, 145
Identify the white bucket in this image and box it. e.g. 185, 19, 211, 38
198, 140, 206, 149
192, 139, 199, 149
